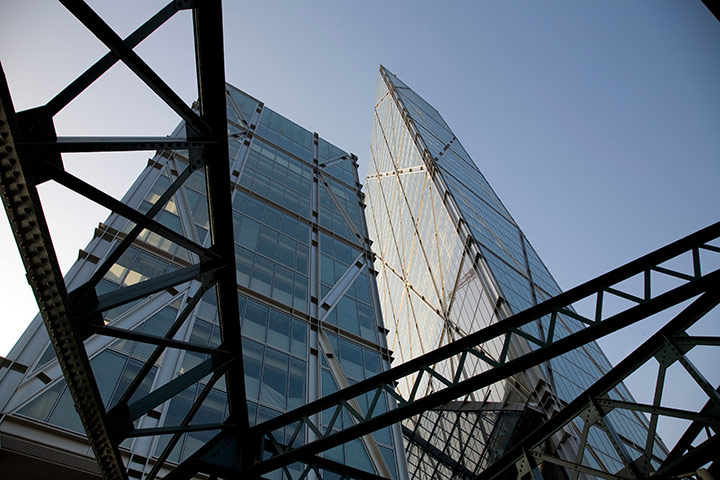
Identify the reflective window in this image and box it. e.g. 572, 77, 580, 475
182, 169, 210, 242
102, 247, 174, 289
233, 199, 310, 312
257, 108, 313, 161
238, 140, 312, 219
19, 348, 158, 433
227, 86, 258, 125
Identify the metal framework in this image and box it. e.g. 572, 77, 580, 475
1, 2, 719, 479
0, 1, 243, 479
238, 222, 720, 478
476, 289, 720, 480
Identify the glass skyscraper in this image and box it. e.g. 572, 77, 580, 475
365, 66, 666, 478
0, 83, 407, 479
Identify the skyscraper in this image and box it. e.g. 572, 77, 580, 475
365, 66, 666, 478
0, 83, 407, 479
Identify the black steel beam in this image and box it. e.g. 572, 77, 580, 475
166, 428, 392, 480
154, 4, 250, 477
161, 430, 233, 480
20, 136, 216, 153
76, 261, 222, 317
656, 433, 720, 478
0, 64, 127, 480
244, 221, 720, 475
47, 162, 214, 260
3, 2, 243, 478
250, 271, 718, 476
115, 283, 209, 408
660, 387, 719, 468
190, 0, 249, 431
4, 1, 718, 477
146, 369, 227, 480
474, 289, 720, 480
595, 398, 720, 425
302, 455, 391, 480
87, 163, 199, 286
124, 355, 230, 426
126, 422, 229, 438
59, 0, 209, 136
87, 323, 230, 356
46, 1, 178, 116
403, 425, 475, 478
702, 0, 720, 23
435, 400, 542, 413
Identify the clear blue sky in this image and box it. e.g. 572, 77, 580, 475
1, 0, 718, 448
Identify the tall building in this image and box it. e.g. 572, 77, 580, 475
365, 66, 667, 478
0, 83, 407, 479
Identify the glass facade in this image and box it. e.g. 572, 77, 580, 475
365, 66, 666, 478
1, 83, 406, 479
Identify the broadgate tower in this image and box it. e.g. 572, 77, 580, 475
364, 66, 669, 478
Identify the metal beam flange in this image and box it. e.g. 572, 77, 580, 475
0, 64, 127, 479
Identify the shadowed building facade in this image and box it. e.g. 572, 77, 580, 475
364, 66, 667, 479
0, 83, 408, 480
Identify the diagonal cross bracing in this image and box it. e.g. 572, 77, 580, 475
0, 2, 244, 478
245, 221, 720, 476
474, 289, 720, 480
3, 2, 719, 478
1, 63, 127, 480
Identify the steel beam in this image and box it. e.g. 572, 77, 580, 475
87, 163, 200, 286
3, 1, 719, 477
92, 262, 220, 313
403, 425, 475, 478
86, 323, 230, 356
114, 283, 209, 409
47, 162, 213, 259
45, 1, 179, 116
20, 136, 216, 153
126, 423, 230, 438
243, 221, 720, 476
145, 369, 227, 480
1, 64, 127, 480
123, 355, 230, 427
190, 0, 250, 432
474, 289, 720, 480
1, 2, 244, 478
661, 386, 719, 468
59, 0, 209, 135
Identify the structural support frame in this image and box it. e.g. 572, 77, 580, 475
1, 1, 719, 479
242, 221, 720, 477
0, 1, 247, 479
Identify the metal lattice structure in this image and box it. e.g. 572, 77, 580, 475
1, 2, 719, 479
241, 222, 720, 478
0, 2, 240, 479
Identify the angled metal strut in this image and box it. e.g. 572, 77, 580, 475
242, 221, 720, 477
0, 1, 244, 479
1, 1, 719, 479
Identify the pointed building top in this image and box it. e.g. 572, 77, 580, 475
379, 65, 411, 91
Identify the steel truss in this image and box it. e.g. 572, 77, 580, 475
0, 1, 246, 479
235, 221, 720, 478
476, 289, 720, 480
1, 2, 720, 480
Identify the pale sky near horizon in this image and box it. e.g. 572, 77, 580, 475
1, 0, 718, 448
